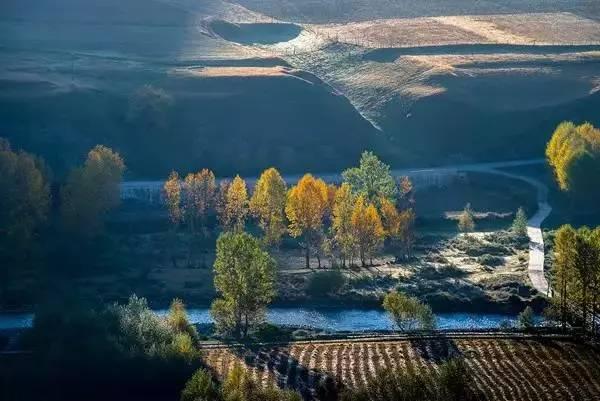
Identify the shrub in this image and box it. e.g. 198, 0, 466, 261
180, 368, 219, 401
477, 254, 504, 267
383, 291, 436, 331
168, 298, 199, 344
306, 270, 347, 297
518, 306, 536, 329
221, 363, 302, 401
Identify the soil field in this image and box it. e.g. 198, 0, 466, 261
202, 335, 600, 400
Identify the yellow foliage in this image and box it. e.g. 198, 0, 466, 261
223, 175, 248, 232
249, 167, 287, 245
546, 121, 600, 192
285, 174, 328, 238
163, 171, 182, 226
332, 183, 356, 263
351, 195, 385, 266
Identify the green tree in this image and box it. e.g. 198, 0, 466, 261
210, 232, 276, 338
512, 207, 528, 237
551, 225, 578, 329
518, 306, 535, 329
383, 291, 436, 331
60, 145, 125, 237
457, 203, 475, 233
342, 151, 397, 204
168, 298, 199, 343
249, 168, 287, 245
181, 368, 219, 401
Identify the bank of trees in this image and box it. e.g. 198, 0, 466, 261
1, 139, 125, 303
546, 121, 600, 201
164, 151, 415, 269
551, 224, 600, 334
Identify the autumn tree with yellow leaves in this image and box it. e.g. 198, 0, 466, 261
249, 168, 287, 246
221, 175, 248, 233
546, 121, 600, 200
351, 195, 385, 266
163, 171, 183, 268
285, 174, 328, 269
60, 145, 125, 238
182, 169, 216, 236
331, 183, 356, 267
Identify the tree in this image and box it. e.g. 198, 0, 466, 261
182, 169, 216, 235
342, 151, 397, 204
164, 171, 183, 268
210, 232, 275, 338
222, 175, 248, 233
383, 291, 436, 331
546, 121, 600, 198
512, 207, 528, 237
60, 145, 125, 237
331, 183, 356, 267
0, 139, 50, 252
168, 298, 199, 343
552, 225, 578, 329
351, 196, 385, 266
457, 203, 475, 233
249, 168, 287, 246
285, 174, 329, 269
518, 306, 535, 329
397, 209, 416, 259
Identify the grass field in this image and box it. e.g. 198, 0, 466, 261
202, 335, 600, 400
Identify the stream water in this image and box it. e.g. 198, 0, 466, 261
0, 308, 531, 331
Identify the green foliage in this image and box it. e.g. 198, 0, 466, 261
220, 364, 302, 401
383, 291, 436, 331
551, 224, 600, 332
23, 295, 201, 400
511, 207, 528, 237
478, 254, 504, 267
342, 151, 397, 204
341, 357, 479, 401
169, 298, 199, 344
181, 368, 220, 401
211, 232, 276, 338
546, 121, 600, 198
306, 270, 347, 297
518, 306, 536, 329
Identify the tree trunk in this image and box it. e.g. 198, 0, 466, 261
305, 244, 310, 269
317, 252, 321, 269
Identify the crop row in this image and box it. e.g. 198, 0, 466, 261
202, 337, 600, 400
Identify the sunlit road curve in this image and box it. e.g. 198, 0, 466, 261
120, 158, 551, 296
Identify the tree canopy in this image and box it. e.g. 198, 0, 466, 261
211, 232, 276, 338
285, 174, 329, 268
60, 145, 125, 237
546, 121, 600, 197
0, 139, 50, 251
249, 168, 287, 245
342, 151, 397, 204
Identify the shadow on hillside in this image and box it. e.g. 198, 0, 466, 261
409, 335, 462, 363
227, 342, 343, 401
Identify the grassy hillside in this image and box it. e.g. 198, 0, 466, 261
2, 0, 600, 177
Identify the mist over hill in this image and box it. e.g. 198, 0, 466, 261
1, 0, 599, 177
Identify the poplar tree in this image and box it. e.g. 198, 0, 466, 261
285, 174, 328, 269
249, 168, 287, 245
222, 175, 248, 233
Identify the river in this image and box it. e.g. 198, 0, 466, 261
0, 308, 532, 331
